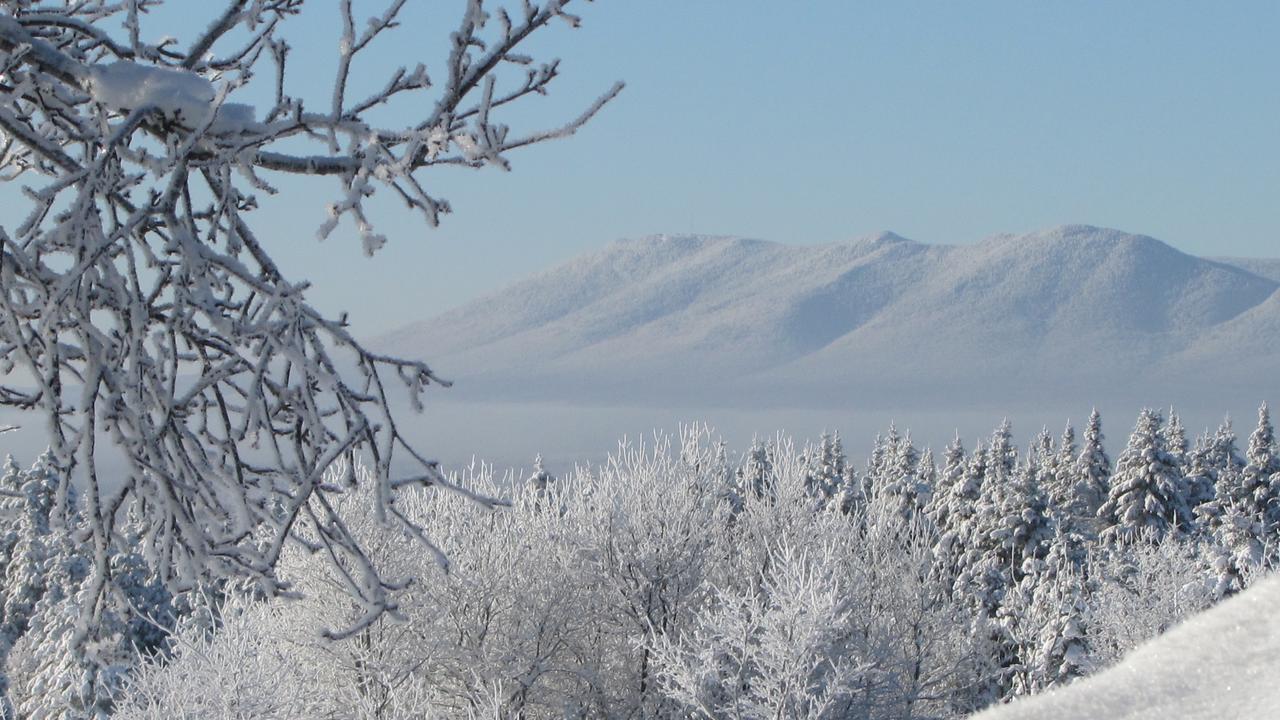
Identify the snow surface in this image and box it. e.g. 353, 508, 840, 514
373, 226, 1279, 409
974, 572, 1280, 720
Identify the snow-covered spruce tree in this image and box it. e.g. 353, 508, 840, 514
1162, 409, 1188, 474
803, 431, 847, 506
932, 439, 986, 596
828, 463, 865, 517
986, 419, 1018, 485
0, 1, 620, 635
1005, 525, 1092, 697
870, 430, 930, 523
0, 455, 69, 652
526, 453, 554, 495
1097, 409, 1193, 545
1183, 432, 1220, 520
735, 436, 775, 503
0, 455, 177, 717
1029, 426, 1054, 470
1069, 408, 1111, 534
1192, 417, 1246, 532
968, 445, 1055, 705
1040, 423, 1078, 528
925, 433, 966, 536
958, 421, 1023, 601
915, 448, 937, 512
1241, 403, 1280, 538
956, 420, 1073, 707
993, 457, 1053, 583
1199, 405, 1280, 595
863, 424, 906, 502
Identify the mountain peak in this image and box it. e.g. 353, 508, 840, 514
847, 230, 916, 252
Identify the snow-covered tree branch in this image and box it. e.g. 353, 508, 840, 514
0, 0, 620, 638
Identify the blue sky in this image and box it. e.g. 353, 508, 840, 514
172, 2, 1280, 332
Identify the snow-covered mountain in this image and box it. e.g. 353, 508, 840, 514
375, 226, 1279, 410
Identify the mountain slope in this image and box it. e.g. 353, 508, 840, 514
373, 226, 1279, 408
1213, 256, 1280, 283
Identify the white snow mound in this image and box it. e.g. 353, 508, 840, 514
88, 61, 257, 133
90, 61, 214, 126
974, 572, 1280, 720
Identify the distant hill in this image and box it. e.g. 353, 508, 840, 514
374, 226, 1279, 410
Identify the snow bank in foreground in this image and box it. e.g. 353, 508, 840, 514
975, 573, 1280, 720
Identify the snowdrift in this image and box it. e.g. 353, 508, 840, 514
975, 573, 1280, 720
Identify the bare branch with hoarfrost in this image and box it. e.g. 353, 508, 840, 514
0, 0, 619, 639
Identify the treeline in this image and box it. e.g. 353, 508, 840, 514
0, 405, 1277, 718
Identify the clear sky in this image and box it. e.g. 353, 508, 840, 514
161, 2, 1280, 333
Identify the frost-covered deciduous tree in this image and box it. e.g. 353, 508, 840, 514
648, 541, 865, 720
0, 0, 620, 634
1084, 537, 1217, 669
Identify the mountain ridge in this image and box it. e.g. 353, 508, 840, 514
374, 226, 1279, 409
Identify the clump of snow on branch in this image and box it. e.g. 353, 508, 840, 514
89, 61, 217, 128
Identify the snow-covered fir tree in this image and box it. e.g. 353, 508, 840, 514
1041, 423, 1080, 528
1097, 409, 1193, 545
988, 419, 1019, 485
1162, 409, 1189, 474
804, 431, 848, 506
827, 465, 866, 517
1184, 432, 1223, 518
926, 434, 967, 536
864, 426, 899, 500
736, 437, 775, 502
916, 448, 938, 513
872, 430, 931, 522
951, 421, 1038, 706
1241, 404, 1280, 538
1070, 409, 1112, 534
0, 457, 180, 718
1192, 418, 1248, 533
1197, 405, 1280, 594
1008, 526, 1093, 695
933, 440, 987, 594
1030, 427, 1055, 470
527, 454, 555, 495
